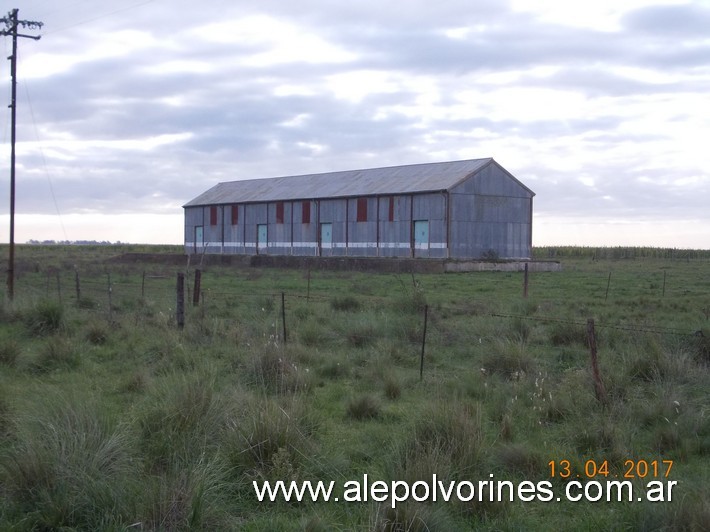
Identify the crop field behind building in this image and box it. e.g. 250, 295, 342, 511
0, 244, 709, 530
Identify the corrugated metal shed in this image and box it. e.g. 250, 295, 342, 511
184, 157, 535, 260
184, 158, 531, 206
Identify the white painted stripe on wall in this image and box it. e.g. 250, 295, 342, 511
378, 242, 412, 249
188, 241, 447, 251
347, 242, 379, 249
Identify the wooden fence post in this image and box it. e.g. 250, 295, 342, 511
75, 269, 81, 302
523, 262, 529, 298
306, 268, 311, 303
420, 304, 428, 381
141, 270, 146, 298
56, 271, 62, 304
281, 292, 287, 344
586, 318, 607, 405
176, 272, 185, 329
107, 273, 113, 322
186, 270, 191, 306
193, 269, 202, 306
605, 272, 612, 302
662, 270, 666, 297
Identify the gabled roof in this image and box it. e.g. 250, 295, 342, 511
184, 158, 531, 207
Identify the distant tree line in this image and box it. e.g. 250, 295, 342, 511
25, 240, 124, 246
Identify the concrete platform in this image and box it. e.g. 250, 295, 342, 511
112, 253, 562, 273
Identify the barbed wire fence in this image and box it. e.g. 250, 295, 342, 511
12, 260, 710, 404
16, 264, 708, 374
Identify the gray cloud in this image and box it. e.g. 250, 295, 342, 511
1, 0, 708, 246
622, 3, 710, 37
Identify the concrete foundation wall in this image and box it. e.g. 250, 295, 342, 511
111, 253, 561, 273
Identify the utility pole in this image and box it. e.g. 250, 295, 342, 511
1, 9, 43, 301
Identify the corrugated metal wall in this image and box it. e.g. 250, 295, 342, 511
449, 163, 533, 259
184, 163, 533, 259
184, 192, 451, 258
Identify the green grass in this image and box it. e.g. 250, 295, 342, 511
0, 244, 709, 530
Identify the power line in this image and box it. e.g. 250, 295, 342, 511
22, 79, 69, 242
40, 0, 158, 36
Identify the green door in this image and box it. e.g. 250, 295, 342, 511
413, 220, 429, 257
194, 226, 203, 254
257, 224, 268, 254
319, 223, 332, 256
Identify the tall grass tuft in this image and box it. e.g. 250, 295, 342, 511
371, 501, 455, 532
386, 441, 454, 488
135, 373, 226, 469
404, 400, 483, 477
0, 394, 139, 529
85, 318, 110, 345
248, 344, 313, 394
342, 314, 384, 348
346, 394, 381, 420
691, 329, 710, 364
317, 358, 350, 380
509, 316, 532, 343
31, 335, 80, 372
330, 295, 360, 312
222, 394, 317, 478
381, 403, 496, 525
495, 443, 544, 476
548, 320, 587, 347
0, 335, 20, 367
346, 326, 378, 348
383, 374, 402, 400
540, 369, 596, 423
0, 389, 10, 437
142, 458, 230, 531
392, 290, 427, 315
629, 493, 710, 531
22, 300, 64, 336
119, 369, 151, 394
391, 273, 427, 314
299, 320, 331, 348
570, 415, 627, 463
481, 339, 535, 380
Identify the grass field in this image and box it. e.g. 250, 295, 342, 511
1, 244, 708, 530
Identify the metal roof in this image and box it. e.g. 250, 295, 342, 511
184, 158, 527, 207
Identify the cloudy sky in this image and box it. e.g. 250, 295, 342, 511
0, 0, 708, 247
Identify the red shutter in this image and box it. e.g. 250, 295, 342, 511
210, 206, 218, 226
231, 205, 238, 225
357, 197, 368, 222
302, 201, 311, 223
276, 202, 285, 224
